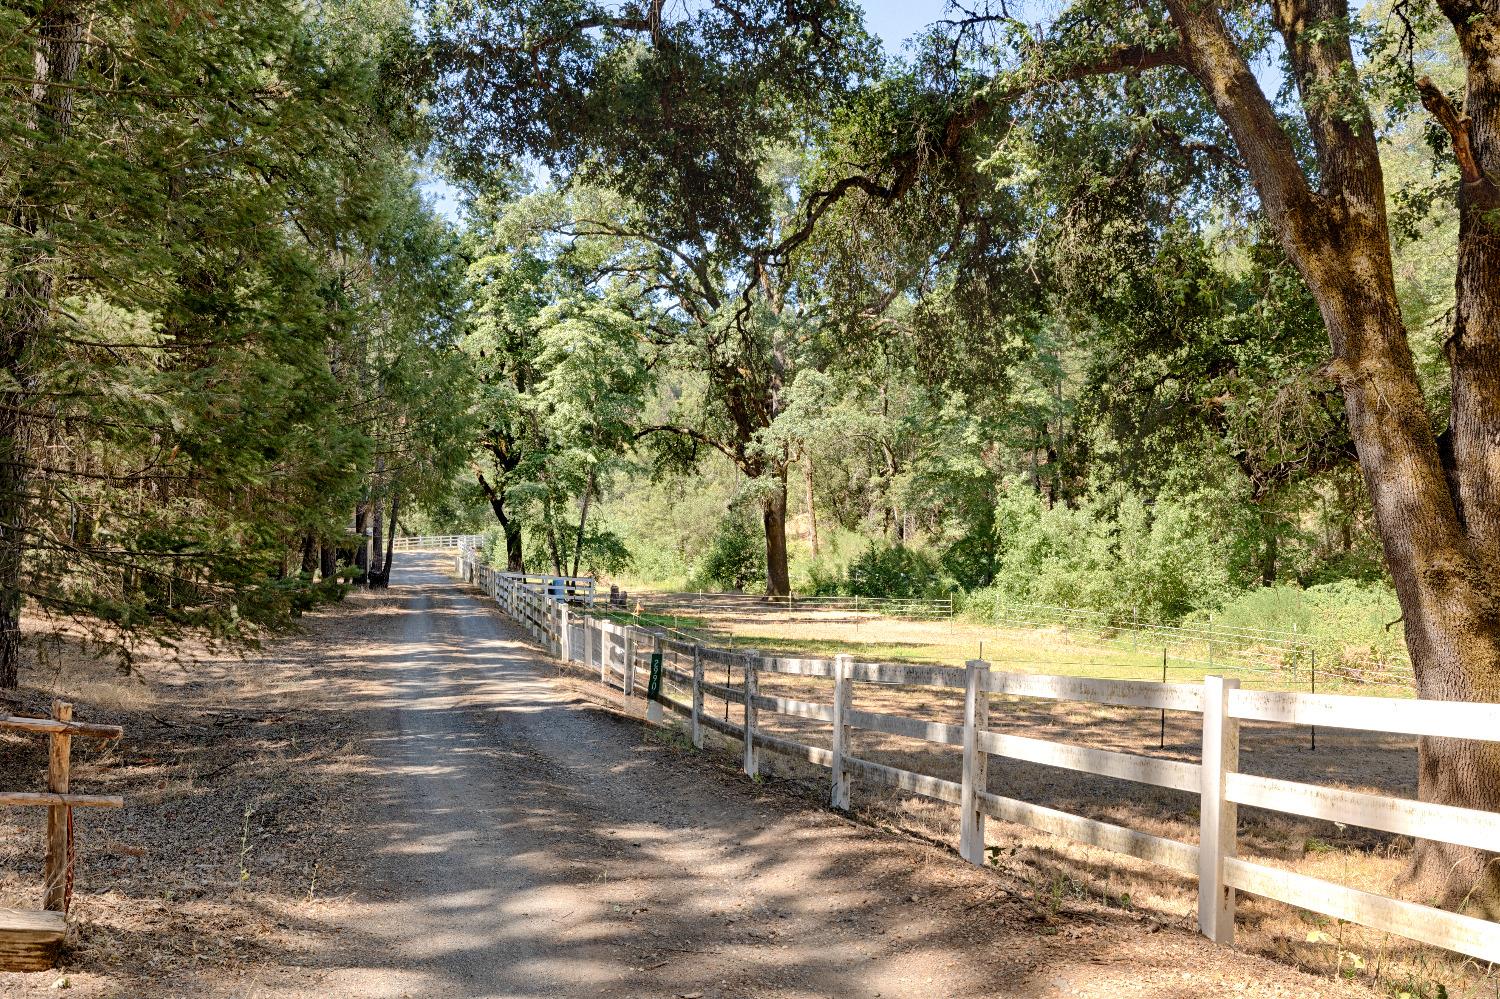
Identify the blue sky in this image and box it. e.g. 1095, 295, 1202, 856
859, 0, 944, 56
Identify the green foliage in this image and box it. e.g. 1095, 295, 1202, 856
694, 516, 766, 592
846, 543, 952, 599
975, 488, 1235, 624
0, 0, 470, 667
1206, 581, 1408, 667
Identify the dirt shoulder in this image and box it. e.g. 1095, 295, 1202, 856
0, 557, 1394, 997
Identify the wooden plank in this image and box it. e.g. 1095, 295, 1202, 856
0, 716, 123, 740
691, 645, 704, 750
661, 692, 743, 738
831, 654, 852, 810
0, 792, 124, 809
756, 731, 834, 768
0, 908, 65, 940
1226, 773, 1500, 853
976, 790, 1199, 875
701, 680, 745, 704
743, 664, 759, 777
1228, 688, 1500, 741
974, 730, 1200, 793
660, 664, 694, 687
849, 662, 966, 688
983, 673, 1204, 713
846, 708, 963, 746
761, 656, 837, 678
0, 907, 65, 972
754, 694, 835, 722
843, 755, 963, 804
1224, 857, 1500, 964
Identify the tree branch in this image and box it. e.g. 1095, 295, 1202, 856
1418, 76, 1483, 185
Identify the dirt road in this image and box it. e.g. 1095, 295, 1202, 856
3, 555, 1386, 997
269, 556, 1370, 999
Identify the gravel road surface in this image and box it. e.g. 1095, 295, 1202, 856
299, 556, 1373, 999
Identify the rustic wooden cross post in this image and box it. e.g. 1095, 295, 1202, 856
1198, 675, 1240, 944
960, 660, 990, 866
43, 700, 72, 912
690, 645, 704, 749
830, 653, 853, 809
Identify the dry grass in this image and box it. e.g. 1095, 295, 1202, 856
0, 597, 392, 996
628, 603, 1413, 699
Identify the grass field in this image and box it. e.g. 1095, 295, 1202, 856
608, 597, 1415, 700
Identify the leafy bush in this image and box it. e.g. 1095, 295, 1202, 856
979, 486, 1235, 623
1204, 579, 1406, 667
846, 542, 952, 599
694, 515, 765, 591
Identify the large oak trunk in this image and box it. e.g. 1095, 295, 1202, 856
1165, 0, 1500, 909
763, 472, 791, 597
1313, 256, 1500, 912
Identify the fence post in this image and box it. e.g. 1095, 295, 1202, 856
585, 615, 596, 679
1198, 674, 1240, 945
43, 699, 72, 911
647, 633, 664, 724
960, 659, 991, 866
742, 651, 759, 778
831, 653, 853, 810
691, 645, 704, 749
560, 603, 571, 662
623, 627, 636, 698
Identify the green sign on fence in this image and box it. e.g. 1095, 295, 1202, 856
647, 651, 663, 701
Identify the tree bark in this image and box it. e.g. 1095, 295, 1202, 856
319, 539, 337, 581
571, 468, 595, 578
763, 469, 791, 596
370, 462, 385, 578
477, 470, 524, 571
379, 492, 400, 589
299, 533, 318, 575
1163, 0, 1500, 909
353, 505, 369, 573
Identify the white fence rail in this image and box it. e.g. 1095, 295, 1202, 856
456, 549, 1500, 965
392, 534, 482, 551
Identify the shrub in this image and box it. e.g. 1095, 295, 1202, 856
694, 515, 765, 591
846, 542, 952, 599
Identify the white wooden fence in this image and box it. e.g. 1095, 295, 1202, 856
391, 534, 482, 552
457, 550, 1500, 965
